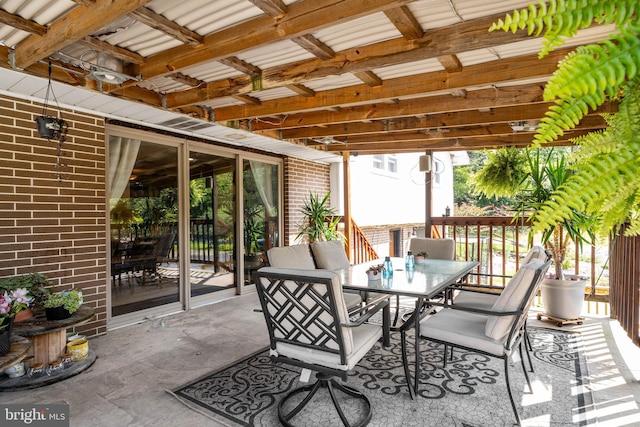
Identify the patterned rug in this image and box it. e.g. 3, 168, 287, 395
169, 327, 592, 426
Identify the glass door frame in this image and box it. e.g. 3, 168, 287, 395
237, 153, 283, 295
106, 124, 284, 327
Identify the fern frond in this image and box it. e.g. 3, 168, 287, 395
544, 33, 640, 99
489, 1, 640, 57
532, 146, 640, 237
533, 93, 605, 145
533, 81, 640, 236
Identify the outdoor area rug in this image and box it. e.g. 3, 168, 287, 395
169, 327, 592, 426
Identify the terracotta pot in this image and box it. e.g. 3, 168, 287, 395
14, 308, 33, 322
541, 276, 587, 320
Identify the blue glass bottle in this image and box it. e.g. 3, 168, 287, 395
405, 251, 415, 270
382, 256, 393, 278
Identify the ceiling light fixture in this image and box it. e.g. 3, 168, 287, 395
52, 50, 138, 85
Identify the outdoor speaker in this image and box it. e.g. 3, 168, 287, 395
419, 155, 431, 172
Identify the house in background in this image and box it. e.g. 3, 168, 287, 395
330, 151, 469, 258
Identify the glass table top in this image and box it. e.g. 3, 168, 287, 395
338, 257, 479, 298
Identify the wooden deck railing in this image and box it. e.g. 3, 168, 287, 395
609, 227, 640, 346
431, 216, 610, 315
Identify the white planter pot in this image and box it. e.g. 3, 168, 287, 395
540, 277, 587, 320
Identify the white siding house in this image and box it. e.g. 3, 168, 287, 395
331, 152, 468, 256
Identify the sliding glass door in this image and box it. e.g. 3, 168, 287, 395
188, 151, 236, 299
108, 126, 283, 321
109, 136, 180, 316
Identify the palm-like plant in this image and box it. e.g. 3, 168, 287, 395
490, 0, 640, 238
296, 192, 343, 243
474, 148, 595, 280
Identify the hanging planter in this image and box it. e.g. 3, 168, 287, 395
36, 116, 68, 140
33, 62, 69, 182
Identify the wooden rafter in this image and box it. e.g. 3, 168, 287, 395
128, 6, 204, 47
384, 5, 423, 40
0, 10, 47, 36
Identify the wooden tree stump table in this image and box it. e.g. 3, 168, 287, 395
11, 306, 95, 365
0, 306, 96, 391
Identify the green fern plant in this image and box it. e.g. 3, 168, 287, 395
490, 1, 640, 237
472, 147, 527, 198
490, 1, 640, 146
533, 81, 640, 237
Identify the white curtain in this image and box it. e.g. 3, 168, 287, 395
249, 160, 277, 217
109, 136, 141, 200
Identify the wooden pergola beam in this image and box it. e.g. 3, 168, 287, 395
129, 6, 204, 47
195, 48, 570, 120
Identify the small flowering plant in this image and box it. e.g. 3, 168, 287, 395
44, 289, 83, 314
0, 288, 33, 331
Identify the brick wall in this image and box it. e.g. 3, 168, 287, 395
0, 94, 107, 337
283, 157, 330, 245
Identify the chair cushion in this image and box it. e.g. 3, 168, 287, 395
275, 322, 381, 371
453, 290, 498, 310
267, 245, 316, 269
311, 240, 350, 270
420, 309, 508, 356
409, 238, 455, 260
484, 259, 544, 340
522, 245, 547, 265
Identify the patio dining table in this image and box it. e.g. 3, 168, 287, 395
337, 257, 479, 398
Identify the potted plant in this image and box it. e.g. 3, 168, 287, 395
0, 287, 34, 355
244, 205, 265, 261
296, 191, 343, 243
365, 264, 384, 280
44, 289, 83, 320
0, 273, 51, 321
474, 147, 595, 320
414, 252, 428, 264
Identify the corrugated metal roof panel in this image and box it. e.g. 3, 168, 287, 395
236, 40, 314, 70
313, 12, 400, 52
199, 97, 245, 109
305, 74, 363, 92
454, 0, 534, 20
99, 21, 183, 57
373, 58, 444, 80
183, 60, 244, 82
0, 0, 74, 47
252, 87, 298, 102
408, 0, 464, 30
149, 0, 263, 35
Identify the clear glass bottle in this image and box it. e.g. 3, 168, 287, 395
382, 256, 393, 278
405, 251, 415, 269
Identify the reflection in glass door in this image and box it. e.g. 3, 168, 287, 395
243, 159, 280, 285
189, 152, 236, 298
109, 136, 180, 316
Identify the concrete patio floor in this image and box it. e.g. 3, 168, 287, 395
2, 292, 639, 426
